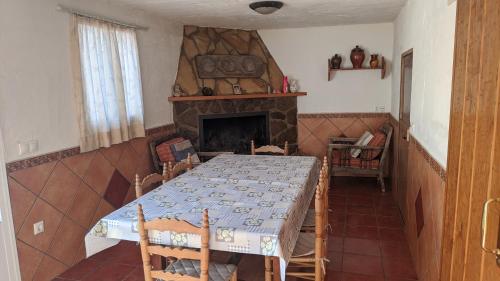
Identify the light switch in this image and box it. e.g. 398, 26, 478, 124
17, 142, 29, 156
28, 140, 39, 153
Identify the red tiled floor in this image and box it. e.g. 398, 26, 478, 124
346, 214, 378, 227
343, 238, 380, 256
382, 256, 418, 280
56, 177, 418, 281
342, 253, 384, 276
345, 225, 380, 240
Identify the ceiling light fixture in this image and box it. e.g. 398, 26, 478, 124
249, 1, 284, 15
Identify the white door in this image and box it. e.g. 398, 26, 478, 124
0, 127, 21, 281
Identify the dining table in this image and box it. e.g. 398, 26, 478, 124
85, 154, 320, 281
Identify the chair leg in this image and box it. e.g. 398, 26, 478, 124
265, 256, 272, 281
378, 173, 386, 193
231, 270, 238, 281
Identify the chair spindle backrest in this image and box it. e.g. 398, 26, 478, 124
137, 205, 210, 281
135, 164, 169, 199
251, 140, 289, 156
168, 153, 193, 179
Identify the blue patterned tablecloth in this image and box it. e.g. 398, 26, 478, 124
85, 154, 320, 280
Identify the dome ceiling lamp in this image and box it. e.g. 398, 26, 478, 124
249, 1, 284, 15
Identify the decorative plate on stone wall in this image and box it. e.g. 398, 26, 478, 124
195, 55, 265, 78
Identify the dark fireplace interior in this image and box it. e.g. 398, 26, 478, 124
199, 112, 270, 153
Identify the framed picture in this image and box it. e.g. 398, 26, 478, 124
232, 84, 242, 95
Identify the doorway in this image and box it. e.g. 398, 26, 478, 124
397, 49, 413, 221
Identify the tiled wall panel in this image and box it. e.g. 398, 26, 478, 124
390, 115, 446, 281
298, 113, 390, 158
6, 124, 175, 281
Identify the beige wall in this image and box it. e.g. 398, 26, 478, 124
0, 0, 183, 163
259, 23, 394, 114
391, 0, 457, 167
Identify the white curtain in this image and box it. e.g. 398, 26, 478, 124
72, 15, 145, 152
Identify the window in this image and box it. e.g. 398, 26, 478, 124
73, 16, 145, 152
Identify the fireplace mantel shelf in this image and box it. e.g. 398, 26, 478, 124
168, 92, 307, 102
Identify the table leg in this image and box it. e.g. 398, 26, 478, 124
265, 256, 272, 281
272, 257, 281, 281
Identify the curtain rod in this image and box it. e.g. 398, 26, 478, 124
56, 4, 149, 31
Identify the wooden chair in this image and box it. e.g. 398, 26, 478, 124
251, 140, 289, 156
167, 153, 193, 179
137, 206, 238, 281
301, 157, 330, 233
267, 172, 328, 281
135, 164, 169, 199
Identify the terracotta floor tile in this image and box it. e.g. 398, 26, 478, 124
328, 251, 343, 271
341, 272, 385, 281
346, 214, 378, 227
345, 226, 379, 240
382, 256, 418, 280
331, 223, 346, 237
376, 206, 401, 217
58, 258, 102, 279
378, 228, 406, 241
379, 241, 412, 258
342, 254, 383, 276
122, 267, 145, 281
346, 205, 375, 215
347, 196, 374, 207
81, 263, 135, 281
326, 270, 343, 281
343, 238, 380, 256
377, 215, 403, 228
328, 237, 344, 252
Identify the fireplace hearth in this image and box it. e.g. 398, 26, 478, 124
200, 112, 269, 153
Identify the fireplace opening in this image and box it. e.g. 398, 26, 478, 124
199, 112, 270, 154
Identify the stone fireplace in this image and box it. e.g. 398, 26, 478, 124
173, 97, 298, 153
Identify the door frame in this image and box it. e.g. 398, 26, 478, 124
0, 128, 21, 281
396, 48, 413, 217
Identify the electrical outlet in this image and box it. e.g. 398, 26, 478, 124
33, 221, 44, 235
17, 142, 29, 156
375, 106, 385, 112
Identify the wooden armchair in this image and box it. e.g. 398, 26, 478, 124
327, 123, 393, 192
251, 140, 289, 156
149, 135, 233, 173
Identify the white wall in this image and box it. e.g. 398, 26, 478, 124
391, 0, 457, 167
0, 0, 183, 162
259, 23, 394, 113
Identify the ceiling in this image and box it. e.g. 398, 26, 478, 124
109, 0, 407, 29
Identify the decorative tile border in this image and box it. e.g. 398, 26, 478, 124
410, 135, 447, 181
6, 123, 176, 173
298, 112, 391, 119
145, 123, 176, 136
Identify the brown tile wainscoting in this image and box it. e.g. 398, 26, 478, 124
6, 124, 175, 281
390, 115, 446, 281
298, 112, 391, 159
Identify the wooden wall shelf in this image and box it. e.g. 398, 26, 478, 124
328, 56, 386, 81
168, 92, 307, 102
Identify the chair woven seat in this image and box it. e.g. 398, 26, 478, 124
291, 233, 316, 258
165, 259, 237, 281
302, 209, 315, 227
